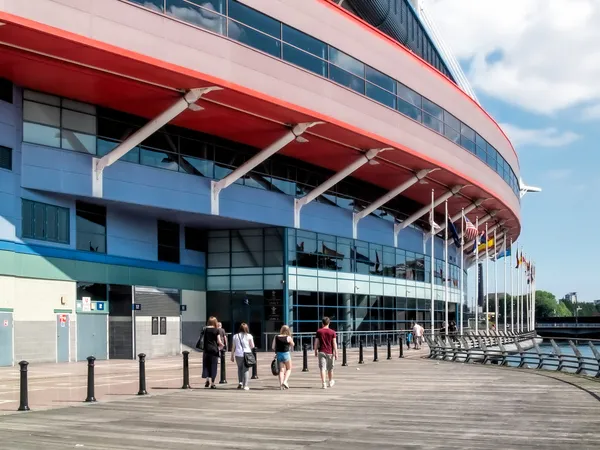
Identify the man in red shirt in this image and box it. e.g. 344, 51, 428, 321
314, 317, 338, 389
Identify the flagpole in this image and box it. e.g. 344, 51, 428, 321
460, 209, 464, 335
517, 247, 522, 333
532, 261, 536, 331
444, 200, 449, 337
503, 233, 507, 333
510, 239, 514, 332
522, 252, 526, 332
430, 189, 435, 337
475, 216, 479, 334
485, 222, 489, 333
494, 227, 498, 331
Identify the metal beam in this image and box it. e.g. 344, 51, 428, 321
211, 121, 322, 215
92, 86, 221, 197
352, 168, 434, 239
393, 185, 463, 247
437, 198, 485, 234
294, 147, 391, 228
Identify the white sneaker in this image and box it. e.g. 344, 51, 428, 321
243, 386, 250, 391
322, 383, 327, 389
328, 380, 335, 388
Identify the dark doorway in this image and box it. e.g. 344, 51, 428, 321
108, 284, 133, 359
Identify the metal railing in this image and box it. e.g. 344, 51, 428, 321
263, 328, 440, 352
536, 323, 600, 328
425, 333, 600, 379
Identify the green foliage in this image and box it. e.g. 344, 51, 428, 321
535, 290, 557, 318
555, 302, 572, 317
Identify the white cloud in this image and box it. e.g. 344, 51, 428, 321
499, 123, 581, 148
580, 103, 600, 121
427, 0, 600, 116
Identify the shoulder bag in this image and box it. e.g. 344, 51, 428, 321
238, 334, 256, 367
195, 328, 205, 351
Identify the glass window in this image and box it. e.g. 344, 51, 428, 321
23, 122, 61, 147
365, 66, 395, 93
282, 25, 326, 58
185, 226, 206, 252
282, 44, 327, 77
97, 139, 140, 163
61, 130, 97, 155
129, 0, 165, 12
22, 199, 69, 244
423, 113, 443, 134
397, 98, 422, 122
228, 0, 280, 38
62, 109, 96, 134
329, 47, 364, 77
422, 98, 443, 120
366, 83, 396, 109
460, 123, 475, 141
444, 125, 460, 144
328, 65, 365, 94
24, 101, 60, 127
76, 201, 106, 253
166, 0, 226, 35
62, 98, 96, 115
140, 148, 180, 171
460, 135, 476, 153
0, 78, 13, 104
476, 144, 486, 161
180, 155, 214, 177
0, 146, 11, 171
228, 20, 281, 57
23, 90, 60, 106
397, 84, 421, 108
158, 219, 180, 263
443, 110, 460, 131
475, 133, 486, 150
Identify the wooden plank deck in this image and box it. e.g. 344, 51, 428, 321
0, 353, 598, 449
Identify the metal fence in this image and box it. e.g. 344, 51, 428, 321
425, 333, 600, 378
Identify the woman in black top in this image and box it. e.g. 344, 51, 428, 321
202, 316, 223, 388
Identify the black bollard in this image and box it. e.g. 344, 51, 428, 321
182, 351, 190, 389
373, 341, 379, 362
18, 361, 30, 412
342, 341, 348, 366
251, 348, 259, 379
137, 353, 147, 395
302, 344, 309, 372
219, 350, 228, 384
85, 356, 97, 402
359, 339, 364, 364
399, 334, 405, 359
387, 338, 392, 360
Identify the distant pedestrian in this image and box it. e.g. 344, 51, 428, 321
272, 325, 294, 390
412, 322, 424, 350
218, 322, 228, 354
231, 323, 255, 391
407, 331, 413, 349
314, 317, 338, 389
202, 316, 223, 389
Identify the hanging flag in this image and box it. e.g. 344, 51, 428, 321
515, 250, 521, 268
429, 206, 440, 233
496, 247, 512, 261
463, 215, 478, 241
447, 218, 461, 248
477, 238, 495, 254
471, 231, 484, 254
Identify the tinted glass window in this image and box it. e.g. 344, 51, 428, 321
443, 110, 460, 131
228, 0, 280, 38
329, 65, 365, 94
283, 44, 327, 77
129, 0, 164, 12
0, 146, 11, 171
422, 98, 443, 120
329, 47, 364, 77
22, 199, 69, 244
366, 83, 396, 109
397, 84, 421, 108
166, 0, 226, 34
228, 20, 281, 57
76, 201, 106, 253
282, 25, 326, 58
0, 78, 12, 104
365, 66, 395, 93
460, 123, 476, 141
423, 113, 443, 134
397, 98, 422, 122
158, 220, 180, 263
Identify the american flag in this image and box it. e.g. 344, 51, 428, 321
463, 215, 479, 241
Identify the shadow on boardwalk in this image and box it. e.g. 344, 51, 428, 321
0, 350, 599, 449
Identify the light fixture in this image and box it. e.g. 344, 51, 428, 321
0, 22, 5, 27
295, 135, 309, 143
188, 103, 203, 112
419, 179, 429, 185
368, 159, 379, 166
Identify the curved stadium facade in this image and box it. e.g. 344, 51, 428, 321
0, 0, 520, 365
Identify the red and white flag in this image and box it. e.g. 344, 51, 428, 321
463, 214, 478, 241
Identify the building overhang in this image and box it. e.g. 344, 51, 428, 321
0, 9, 521, 242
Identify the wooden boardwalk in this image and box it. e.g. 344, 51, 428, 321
0, 353, 599, 449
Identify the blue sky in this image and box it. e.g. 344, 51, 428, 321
429, 0, 600, 302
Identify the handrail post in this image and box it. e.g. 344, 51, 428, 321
182, 351, 191, 389
342, 341, 348, 366
251, 348, 259, 379
302, 344, 309, 372
18, 361, 30, 412
359, 339, 364, 364
85, 356, 97, 402
137, 353, 147, 395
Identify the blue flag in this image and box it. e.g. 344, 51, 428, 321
447, 219, 461, 248
496, 247, 511, 261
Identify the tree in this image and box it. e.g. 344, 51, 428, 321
534, 290, 558, 319
555, 302, 572, 317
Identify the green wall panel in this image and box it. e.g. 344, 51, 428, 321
0, 250, 205, 291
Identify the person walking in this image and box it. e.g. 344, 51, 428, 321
314, 317, 337, 389
217, 322, 228, 355
202, 316, 223, 388
272, 325, 294, 390
231, 323, 255, 390
412, 322, 423, 350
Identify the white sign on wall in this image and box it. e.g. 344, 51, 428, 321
82, 296, 91, 312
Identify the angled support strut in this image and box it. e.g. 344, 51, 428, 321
92, 86, 222, 197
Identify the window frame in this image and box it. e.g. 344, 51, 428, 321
22, 199, 70, 244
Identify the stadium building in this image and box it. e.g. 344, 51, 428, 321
0, 0, 521, 365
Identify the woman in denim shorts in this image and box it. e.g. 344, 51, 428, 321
272, 325, 295, 389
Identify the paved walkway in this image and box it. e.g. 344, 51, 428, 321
0, 348, 599, 449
